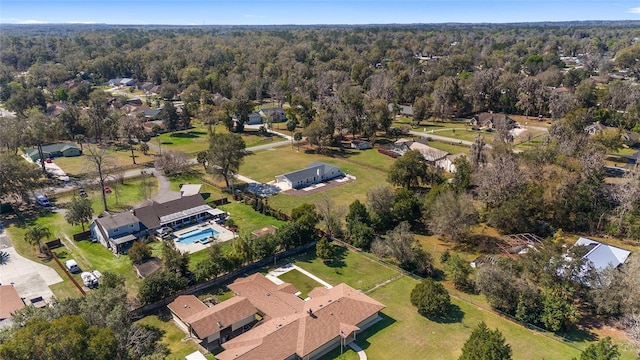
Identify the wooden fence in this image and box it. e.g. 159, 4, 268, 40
73, 230, 92, 241
46, 244, 86, 296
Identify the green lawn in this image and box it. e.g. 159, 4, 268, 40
358, 276, 583, 360
291, 246, 400, 292
217, 202, 287, 235
167, 171, 225, 201
434, 129, 494, 142
241, 146, 392, 214
278, 269, 323, 298
156, 123, 283, 155
427, 140, 470, 155
54, 143, 156, 177
136, 315, 214, 360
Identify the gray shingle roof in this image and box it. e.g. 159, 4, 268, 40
95, 211, 139, 231
133, 194, 209, 229
279, 162, 341, 184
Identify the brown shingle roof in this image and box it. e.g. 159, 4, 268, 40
168, 295, 209, 321
218, 278, 385, 360
227, 273, 304, 318
186, 296, 256, 339
0, 285, 25, 319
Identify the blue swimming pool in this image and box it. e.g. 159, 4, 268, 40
177, 228, 219, 245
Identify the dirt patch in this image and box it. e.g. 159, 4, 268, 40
283, 177, 355, 196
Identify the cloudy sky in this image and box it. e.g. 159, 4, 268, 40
2, 0, 640, 25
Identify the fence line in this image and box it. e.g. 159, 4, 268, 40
46, 243, 86, 296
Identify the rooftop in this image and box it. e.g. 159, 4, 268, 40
0, 285, 25, 320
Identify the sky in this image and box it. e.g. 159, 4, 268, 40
2, 1, 640, 25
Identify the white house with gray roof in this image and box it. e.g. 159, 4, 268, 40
275, 162, 343, 190
574, 237, 631, 271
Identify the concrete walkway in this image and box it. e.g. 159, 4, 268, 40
348, 342, 367, 360
265, 263, 333, 289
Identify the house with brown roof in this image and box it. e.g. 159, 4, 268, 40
469, 112, 517, 130
393, 138, 459, 172
585, 121, 640, 147
205, 273, 385, 360
168, 295, 257, 350
0, 285, 25, 322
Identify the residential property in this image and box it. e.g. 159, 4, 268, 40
180, 184, 202, 197
469, 112, 517, 130
0, 285, 25, 323
585, 121, 640, 147
388, 103, 414, 117
233, 112, 263, 126
251, 225, 278, 238
90, 194, 220, 254
168, 273, 385, 358
168, 295, 257, 350
107, 77, 135, 87
23, 142, 82, 162
574, 237, 631, 271
350, 140, 372, 150
275, 162, 343, 190
393, 138, 460, 172
258, 107, 287, 123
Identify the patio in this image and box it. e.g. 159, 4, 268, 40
172, 221, 237, 254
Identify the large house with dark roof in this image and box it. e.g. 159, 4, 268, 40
275, 162, 343, 190
469, 112, 517, 130
23, 143, 81, 162
168, 273, 385, 359
90, 194, 218, 254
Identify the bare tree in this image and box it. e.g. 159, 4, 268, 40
315, 195, 345, 239
85, 146, 114, 212
155, 151, 192, 176
475, 149, 524, 209
428, 190, 479, 242
469, 135, 487, 169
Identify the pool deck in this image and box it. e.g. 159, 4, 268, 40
173, 221, 237, 253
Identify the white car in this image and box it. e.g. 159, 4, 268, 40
65, 259, 80, 273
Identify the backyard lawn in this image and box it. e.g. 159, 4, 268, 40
278, 269, 323, 298
433, 129, 493, 142
217, 202, 287, 235
427, 140, 470, 155
137, 315, 214, 360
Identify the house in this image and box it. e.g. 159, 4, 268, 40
0, 285, 25, 322
168, 295, 257, 350
233, 112, 263, 126
585, 122, 640, 147
210, 273, 385, 360
388, 103, 414, 117
275, 162, 343, 190
350, 140, 371, 150
91, 211, 142, 255
91, 195, 219, 254
259, 107, 287, 123
470, 113, 517, 130
23, 142, 82, 162
107, 78, 134, 87
393, 138, 458, 172
574, 237, 631, 272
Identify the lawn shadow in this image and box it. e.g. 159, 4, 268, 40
424, 303, 465, 324
201, 192, 211, 201
350, 312, 396, 351
169, 131, 207, 139
455, 234, 506, 254
160, 141, 174, 145
325, 245, 347, 269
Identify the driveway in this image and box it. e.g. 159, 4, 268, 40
0, 223, 62, 304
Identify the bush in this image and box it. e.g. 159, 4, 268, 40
410, 278, 451, 318
128, 240, 152, 264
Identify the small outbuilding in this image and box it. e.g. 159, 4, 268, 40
23, 143, 82, 162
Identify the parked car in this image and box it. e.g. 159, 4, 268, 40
78, 188, 87, 197
81, 271, 98, 288
36, 195, 51, 207
44, 157, 52, 163
65, 259, 80, 273
103, 186, 112, 194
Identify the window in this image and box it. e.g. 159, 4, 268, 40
113, 228, 119, 233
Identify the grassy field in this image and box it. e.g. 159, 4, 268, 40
278, 269, 323, 298
427, 140, 471, 155
137, 315, 214, 360
217, 202, 287, 235
241, 146, 392, 214
434, 129, 494, 142
54, 143, 156, 177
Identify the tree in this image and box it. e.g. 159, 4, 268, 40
345, 200, 371, 227
315, 195, 345, 239
139, 142, 149, 155
64, 196, 94, 231
208, 132, 247, 188
161, 240, 189, 277
347, 220, 375, 250
155, 151, 192, 176
410, 278, 451, 318
428, 190, 478, 242
291, 203, 320, 237
444, 254, 473, 289
194, 244, 227, 282
0, 152, 41, 203
469, 135, 487, 169
459, 322, 512, 360
196, 150, 208, 170
574, 337, 620, 360
451, 155, 472, 192
293, 131, 303, 151
392, 188, 422, 225
128, 241, 152, 264
366, 184, 395, 231
138, 270, 188, 305
388, 150, 428, 189
25, 108, 60, 174
24, 225, 51, 254
85, 146, 113, 212
316, 236, 333, 262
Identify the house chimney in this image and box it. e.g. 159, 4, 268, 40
307, 308, 313, 316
